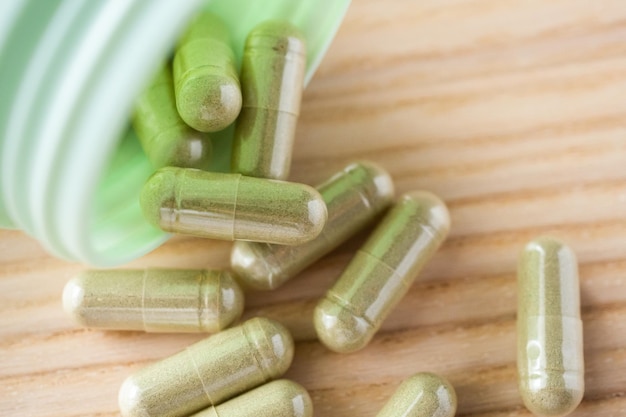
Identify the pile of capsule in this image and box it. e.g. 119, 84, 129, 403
62, 11, 585, 417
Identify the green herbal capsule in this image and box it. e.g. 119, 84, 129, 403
140, 167, 327, 245
133, 65, 212, 169
232, 20, 306, 180
173, 12, 241, 132
517, 237, 584, 417
118, 317, 294, 417
314, 191, 450, 353
231, 161, 394, 290
62, 269, 243, 333
376, 373, 457, 417
190, 379, 313, 417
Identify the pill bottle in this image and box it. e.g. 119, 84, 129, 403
0, 0, 350, 266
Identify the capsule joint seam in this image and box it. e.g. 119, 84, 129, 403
241, 323, 272, 381
359, 249, 402, 278
174, 169, 186, 226
186, 347, 217, 407
197, 271, 208, 331
325, 290, 377, 329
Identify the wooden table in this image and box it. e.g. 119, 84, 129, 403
2, 1, 626, 416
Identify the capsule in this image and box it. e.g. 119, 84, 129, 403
517, 237, 584, 417
231, 161, 394, 290
173, 11, 241, 132
62, 269, 243, 333
190, 379, 313, 417
376, 373, 457, 417
133, 65, 212, 169
118, 317, 294, 417
140, 167, 327, 245
231, 20, 306, 180
314, 191, 450, 353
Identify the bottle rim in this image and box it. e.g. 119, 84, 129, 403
0, 0, 351, 266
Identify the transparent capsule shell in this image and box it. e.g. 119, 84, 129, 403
140, 167, 327, 245
132, 65, 212, 170
232, 20, 306, 180
314, 191, 450, 353
63, 268, 243, 333
190, 379, 313, 417
375, 373, 457, 417
517, 237, 584, 417
231, 161, 394, 290
118, 317, 294, 417
173, 11, 241, 132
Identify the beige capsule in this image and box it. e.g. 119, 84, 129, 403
63, 269, 243, 333
517, 237, 584, 417
231, 20, 306, 180
314, 191, 450, 353
140, 167, 327, 245
132, 65, 212, 169
118, 317, 294, 417
173, 11, 241, 132
376, 373, 457, 417
231, 161, 394, 290
190, 379, 313, 417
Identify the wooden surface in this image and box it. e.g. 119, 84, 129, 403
2, 1, 626, 416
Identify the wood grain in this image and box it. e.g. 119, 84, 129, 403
2, 1, 626, 416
